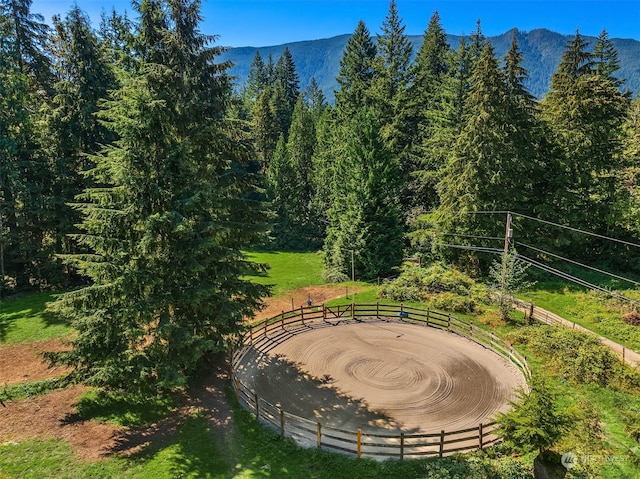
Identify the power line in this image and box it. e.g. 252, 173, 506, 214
516, 241, 640, 287
516, 253, 640, 307
440, 233, 504, 242
511, 212, 640, 250
431, 243, 503, 255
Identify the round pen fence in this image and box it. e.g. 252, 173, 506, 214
231, 303, 530, 460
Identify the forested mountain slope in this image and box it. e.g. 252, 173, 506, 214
221, 28, 640, 100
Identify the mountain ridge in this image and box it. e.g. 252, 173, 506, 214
220, 28, 640, 101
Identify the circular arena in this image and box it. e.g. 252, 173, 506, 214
232, 303, 528, 460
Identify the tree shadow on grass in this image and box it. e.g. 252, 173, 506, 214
0, 292, 69, 341
68, 389, 176, 428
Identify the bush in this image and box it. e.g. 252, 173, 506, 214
322, 266, 349, 284
505, 325, 618, 386
379, 263, 487, 312
428, 292, 478, 314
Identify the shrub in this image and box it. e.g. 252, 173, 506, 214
505, 325, 618, 386
428, 292, 478, 314
379, 263, 487, 312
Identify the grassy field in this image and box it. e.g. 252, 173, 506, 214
244, 251, 325, 296
0, 292, 71, 344
2, 253, 640, 478
519, 281, 640, 351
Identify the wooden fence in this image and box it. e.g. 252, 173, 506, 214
231, 303, 530, 460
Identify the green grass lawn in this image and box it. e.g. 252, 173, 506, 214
245, 250, 325, 296
519, 282, 640, 352
0, 291, 71, 345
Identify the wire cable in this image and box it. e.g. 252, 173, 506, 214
440, 233, 504, 241
431, 243, 503, 254
515, 241, 640, 287
516, 253, 640, 307
512, 212, 640, 250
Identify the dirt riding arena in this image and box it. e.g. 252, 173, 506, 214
233, 309, 527, 458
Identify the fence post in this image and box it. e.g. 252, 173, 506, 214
447, 314, 451, 330
490, 333, 494, 349
469, 323, 473, 337
351, 302, 355, 319
426, 309, 430, 327
400, 432, 405, 460
235, 377, 241, 402
301, 306, 305, 325
439, 430, 445, 458
376, 301, 379, 318
249, 327, 253, 344
479, 423, 484, 450
357, 429, 362, 458
317, 423, 322, 449
280, 409, 285, 438
323, 304, 326, 321
254, 393, 259, 420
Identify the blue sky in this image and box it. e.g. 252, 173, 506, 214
31, 0, 640, 47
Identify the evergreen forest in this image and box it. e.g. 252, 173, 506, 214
1, 0, 639, 393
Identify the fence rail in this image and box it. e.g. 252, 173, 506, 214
231, 302, 529, 460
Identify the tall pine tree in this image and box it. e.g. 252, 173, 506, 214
0, 0, 53, 290
334, 20, 376, 119
48, 0, 269, 393
324, 109, 404, 280
542, 30, 628, 255
42, 6, 117, 284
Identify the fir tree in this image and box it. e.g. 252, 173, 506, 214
542, 30, 629, 253
0, 0, 53, 290
305, 76, 327, 121
275, 47, 300, 110
48, 0, 269, 393
334, 20, 376, 119
309, 107, 338, 239
371, 0, 413, 140
98, 8, 135, 70
324, 109, 404, 280
594, 28, 623, 87
436, 43, 508, 242
401, 11, 450, 219
43, 6, 117, 283
252, 86, 279, 166
267, 96, 319, 249
247, 49, 268, 100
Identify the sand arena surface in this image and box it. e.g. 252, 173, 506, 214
235, 319, 526, 434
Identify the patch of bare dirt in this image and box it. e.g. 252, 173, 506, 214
0, 339, 70, 385
0, 286, 348, 461
0, 384, 119, 461
254, 284, 353, 320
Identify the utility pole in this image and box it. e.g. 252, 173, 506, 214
350, 249, 355, 304
351, 249, 354, 284
501, 212, 513, 295
503, 212, 512, 258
